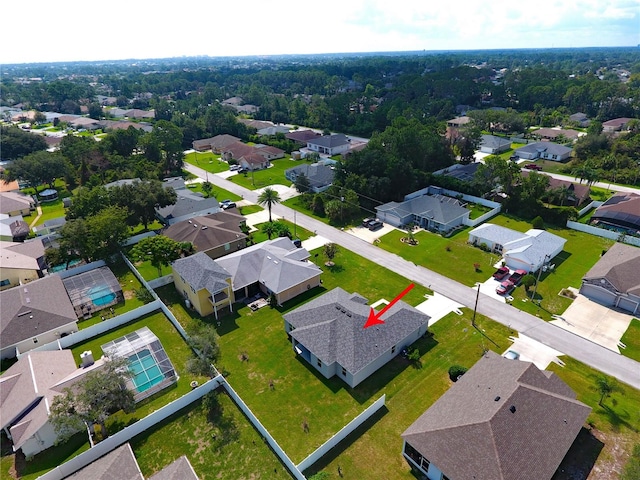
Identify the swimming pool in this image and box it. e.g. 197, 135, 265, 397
88, 285, 117, 306
128, 349, 164, 393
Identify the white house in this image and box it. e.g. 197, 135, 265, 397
468, 223, 566, 273
306, 134, 350, 156
514, 142, 572, 162
283, 287, 429, 388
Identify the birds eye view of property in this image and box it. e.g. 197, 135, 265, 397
1, 17, 640, 480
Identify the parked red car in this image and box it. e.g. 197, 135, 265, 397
524, 163, 542, 171
496, 280, 515, 295
492, 266, 510, 280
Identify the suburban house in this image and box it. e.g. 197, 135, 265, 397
514, 142, 572, 161
0, 350, 79, 457
222, 141, 255, 161
401, 351, 591, 480
580, 242, 640, 314
239, 152, 270, 171
285, 163, 335, 193
285, 129, 321, 145
569, 112, 590, 127
64, 442, 199, 480
162, 209, 247, 260
1, 275, 78, 359
155, 189, 220, 226
0, 191, 35, 216
257, 125, 290, 136
376, 193, 470, 233
215, 237, 322, 305
306, 134, 350, 156
531, 127, 581, 142
238, 118, 273, 130
602, 117, 634, 133
479, 134, 511, 154
254, 144, 285, 160
446, 116, 471, 128
468, 223, 567, 272
0, 239, 46, 291
0, 214, 30, 241
283, 287, 429, 388
172, 252, 235, 319
192, 134, 241, 152
590, 192, 640, 235
521, 171, 591, 206
434, 163, 481, 183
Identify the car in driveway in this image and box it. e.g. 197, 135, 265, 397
496, 280, 515, 295
507, 269, 527, 286
504, 350, 520, 360
368, 220, 383, 231
493, 266, 510, 280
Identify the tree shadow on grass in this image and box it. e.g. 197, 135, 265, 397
551, 427, 604, 480
597, 402, 638, 433
302, 405, 389, 479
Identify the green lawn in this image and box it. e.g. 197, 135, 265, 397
183, 151, 229, 174
226, 157, 298, 190
33, 199, 66, 227
180, 173, 242, 202
376, 214, 613, 320
250, 220, 314, 244
130, 392, 291, 480
6, 310, 204, 480
282, 194, 368, 229
620, 319, 640, 362
238, 204, 263, 215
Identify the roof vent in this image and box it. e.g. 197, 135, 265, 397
335, 305, 341, 310
346, 312, 352, 317
509, 405, 516, 413
188, 220, 192, 224
494, 396, 500, 402
201, 226, 208, 230
193, 224, 197, 227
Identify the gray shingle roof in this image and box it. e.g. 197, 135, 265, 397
148, 455, 199, 480
402, 351, 591, 480
307, 133, 349, 148
162, 210, 247, 253
583, 242, 640, 295
377, 194, 468, 225
284, 287, 429, 375
156, 193, 220, 223
285, 163, 335, 190
65, 443, 144, 480
515, 141, 572, 157
0, 276, 77, 349
172, 252, 231, 295
215, 238, 320, 294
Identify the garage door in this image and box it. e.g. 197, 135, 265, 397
580, 285, 616, 306
618, 297, 639, 314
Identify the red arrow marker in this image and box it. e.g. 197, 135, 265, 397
364, 283, 415, 329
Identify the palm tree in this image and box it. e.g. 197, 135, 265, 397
594, 375, 622, 407
257, 187, 281, 222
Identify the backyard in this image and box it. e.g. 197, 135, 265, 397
2, 310, 204, 480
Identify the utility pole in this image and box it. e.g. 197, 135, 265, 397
531, 254, 550, 307
472, 283, 481, 327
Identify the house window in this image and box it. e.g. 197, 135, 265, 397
392, 345, 396, 354
494, 244, 503, 253
224, 243, 230, 251
0, 279, 10, 287
316, 359, 322, 368
341, 367, 346, 376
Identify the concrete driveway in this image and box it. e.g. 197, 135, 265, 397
552, 293, 635, 353
254, 184, 299, 201
504, 334, 565, 370
345, 224, 397, 244
414, 292, 465, 327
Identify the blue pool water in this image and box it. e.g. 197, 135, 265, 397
128, 349, 164, 393
88, 285, 116, 306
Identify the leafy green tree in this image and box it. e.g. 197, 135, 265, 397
109, 180, 176, 229
186, 326, 220, 377
273, 221, 291, 238
59, 218, 91, 261
323, 242, 339, 266
594, 375, 622, 407
522, 274, 536, 293
0, 126, 48, 160
2, 151, 68, 189
311, 194, 325, 215
448, 365, 468, 382
49, 356, 135, 444
84, 206, 130, 260
201, 181, 214, 198
148, 120, 184, 174
531, 216, 545, 230
260, 221, 278, 240
257, 187, 281, 222
101, 126, 141, 157
294, 172, 311, 194
66, 185, 111, 220
130, 235, 190, 277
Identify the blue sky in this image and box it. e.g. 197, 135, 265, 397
2, 0, 639, 64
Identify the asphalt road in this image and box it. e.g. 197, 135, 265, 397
535, 171, 640, 195
185, 164, 640, 389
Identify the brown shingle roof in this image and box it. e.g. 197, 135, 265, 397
285, 130, 321, 143
162, 210, 247, 254
224, 141, 255, 159
402, 351, 590, 480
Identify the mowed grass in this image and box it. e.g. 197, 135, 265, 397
620, 319, 640, 362
7, 311, 204, 480
377, 214, 613, 320
130, 391, 292, 480
184, 151, 229, 173
227, 157, 298, 190
250, 220, 314, 244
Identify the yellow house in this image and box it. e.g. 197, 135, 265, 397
172, 252, 234, 319
0, 239, 46, 291
0, 192, 35, 217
